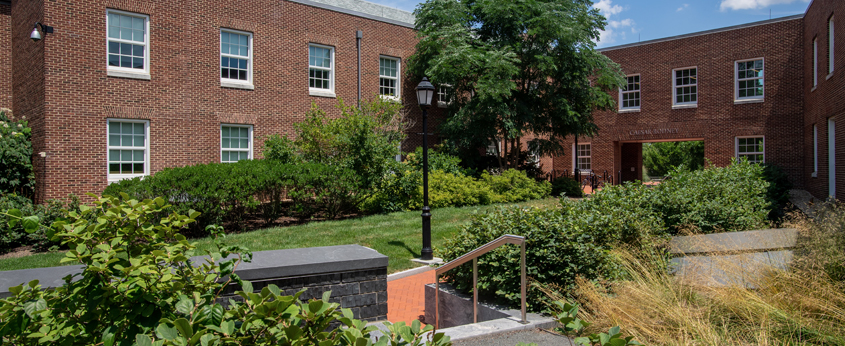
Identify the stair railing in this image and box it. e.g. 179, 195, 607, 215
433, 234, 527, 329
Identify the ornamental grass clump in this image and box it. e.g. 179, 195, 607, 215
0, 195, 449, 346
565, 203, 845, 345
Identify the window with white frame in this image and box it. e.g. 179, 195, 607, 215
220, 29, 252, 85
107, 10, 149, 75
107, 119, 149, 181
221, 125, 252, 163
814, 38, 819, 87
437, 85, 451, 107
814, 124, 819, 177
673, 67, 697, 106
830, 16, 835, 75
736, 137, 764, 164
309, 44, 334, 94
620, 75, 640, 110
736, 59, 764, 100
575, 143, 591, 171
379, 57, 400, 98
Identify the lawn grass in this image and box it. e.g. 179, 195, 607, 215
0, 198, 560, 273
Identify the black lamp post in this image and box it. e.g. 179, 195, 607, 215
415, 77, 435, 261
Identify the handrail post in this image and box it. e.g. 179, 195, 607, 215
473, 258, 478, 324
435, 274, 440, 330
521, 240, 527, 324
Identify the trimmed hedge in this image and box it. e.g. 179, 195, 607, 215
103, 160, 360, 232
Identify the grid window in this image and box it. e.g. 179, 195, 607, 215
737, 137, 764, 164
814, 38, 818, 87
221, 30, 251, 83
221, 125, 252, 163
736, 59, 764, 99
379, 57, 400, 97
673, 68, 697, 105
620, 75, 640, 109
830, 17, 835, 74
309, 45, 333, 91
107, 120, 148, 180
107, 11, 148, 72
576, 143, 591, 171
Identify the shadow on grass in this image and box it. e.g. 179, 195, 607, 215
387, 240, 420, 258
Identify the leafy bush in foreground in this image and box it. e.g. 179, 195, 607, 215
0, 194, 82, 253
0, 196, 449, 346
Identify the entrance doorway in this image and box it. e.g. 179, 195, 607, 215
618, 139, 705, 184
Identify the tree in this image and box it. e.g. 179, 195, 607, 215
642, 141, 705, 177
407, 0, 624, 171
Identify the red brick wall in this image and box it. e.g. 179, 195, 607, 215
803, 0, 845, 200
0, 3, 11, 109
23, 0, 422, 200
553, 17, 806, 188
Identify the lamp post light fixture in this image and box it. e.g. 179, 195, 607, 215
30, 22, 54, 42
415, 77, 435, 261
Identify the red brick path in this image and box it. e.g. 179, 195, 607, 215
387, 270, 436, 325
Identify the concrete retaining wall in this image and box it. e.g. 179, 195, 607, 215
0, 244, 388, 321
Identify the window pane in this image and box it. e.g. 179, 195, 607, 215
109, 163, 121, 174
222, 138, 230, 149
133, 163, 144, 174
133, 150, 144, 161
134, 135, 144, 147
109, 149, 120, 161
240, 139, 248, 148
121, 163, 132, 173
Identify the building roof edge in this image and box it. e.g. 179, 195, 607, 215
285, 0, 415, 29
598, 14, 804, 52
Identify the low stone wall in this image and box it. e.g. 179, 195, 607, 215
424, 282, 513, 329
669, 228, 798, 287
0, 245, 388, 321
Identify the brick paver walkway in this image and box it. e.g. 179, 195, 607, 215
387, 269, 437, 325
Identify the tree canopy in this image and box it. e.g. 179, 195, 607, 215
407, 0, 624, 170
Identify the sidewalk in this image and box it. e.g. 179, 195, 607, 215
387, 269, 436, 325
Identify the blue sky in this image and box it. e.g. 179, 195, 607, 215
364, 0, 812, 48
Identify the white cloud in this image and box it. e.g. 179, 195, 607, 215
677, 3, 690, 12
719, 0, 808, 11
593, 0, 635, 47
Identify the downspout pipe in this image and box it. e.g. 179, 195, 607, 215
356, 30, 363, 104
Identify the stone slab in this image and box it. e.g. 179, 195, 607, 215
671, 250, 793, 287
669, 228, 798, 254
0, 245, 387, 298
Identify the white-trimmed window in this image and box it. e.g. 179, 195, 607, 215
830, 16, 835, 75
735, 58, 764, 101
379, 56, 400, 99
309, 44, 334, 97
673, 67, 697, 107
107, 119, 149, 181
814, 38, 819, 87
813, 124, 819, 177
575, 143, 591, 171
220, 29, 253, 88
221, 125, 253, 163
619, 74, 640, 111
736, 136, 764, 164
107, 10, 150, 78
437, 85, 451, 108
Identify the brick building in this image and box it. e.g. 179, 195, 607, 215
0, 0, 842, 201
2, 0, 448, 202
552, 0, 844, 201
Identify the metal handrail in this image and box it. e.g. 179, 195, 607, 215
433, 234, 527, 329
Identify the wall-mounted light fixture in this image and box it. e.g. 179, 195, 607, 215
30, 22, 54, 42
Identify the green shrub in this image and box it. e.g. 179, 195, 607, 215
263, 97, 406, 195
761, 164, 793, 220
642, 141, 704, 177
654, 159, 771, 234
104, 160, 359, 232
551, 176, 584, 198
403, 147, 466, 176
0, 196, 450, 346
482, 169, 551, 203
416, 170, 492, 209
0, 194, 81, 253
0, 109, 35, 198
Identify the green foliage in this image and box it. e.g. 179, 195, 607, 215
263, 97, 406, 196
654, 159, 771, 233
0, 109, 35, 198
0, 196, 450, 346
550, 300, 641, 346
760, 164, 793, 220
420, 170, 492, 209
403, 147, 467, 176
642, 141, 705, 177
0, 194, 81, 252
551, 176, 584, 198
103, 160, 360, 231
481, 169, 552, 204
408, 0, 624, 169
